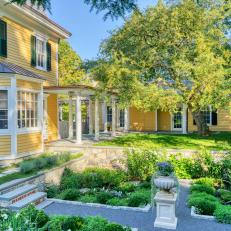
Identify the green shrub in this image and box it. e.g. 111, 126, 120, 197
105, 223, 130, 231
81, 216, 108, 231
20, 161, 35, 174
193, 178, 215, 187
190, 184, 215, 195
127, 189, 150, 207
125, 149, 159, 181
220, 153, 231, 189
138, 181, 151, 189
43, 216, 64, 231
214, 205, 231, 224
219, 189, 231, 203
79, 194, 98, 203
106, 198, 128, 206
188, 193, 219, 215
62, 216, 85, 231
58, 189, 80, 201
96, 191, 113, 204
83, 168, 127, 188
117, 182, 136, 193
46, 185, 60, 198
168, 153, 193, 179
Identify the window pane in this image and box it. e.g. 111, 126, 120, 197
0, 90, 8, 129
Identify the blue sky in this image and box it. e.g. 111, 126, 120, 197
50, 0, 157, 61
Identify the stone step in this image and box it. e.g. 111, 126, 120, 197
0, 184, 37, 202
9, 192, 47, 211
36, 199, 53, 210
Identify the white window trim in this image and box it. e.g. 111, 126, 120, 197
16, 89, 42, 132
0, 87, 10, 134
35, 34, 48, 72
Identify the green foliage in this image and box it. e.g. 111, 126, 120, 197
188, 193, 219, 215
214, 205, 231, 224
117, 182, 136, 193
105, 223, 127, 231
46, 184, 60, 198
193, 178, 216, 187
79, 194, 98, 203
62, 216, 85, 231
81, 216, 109, 231
127, 189, 150, 207
106, 198, 128, 206
219, 189, 231, 203
58, 40, 87, 86
20, 152, 73, 174
58, 189, 80, 200
220, 153, 231, 189
190, 184, 215, 195
125, 148, 159, 181
96, 191, 113, 204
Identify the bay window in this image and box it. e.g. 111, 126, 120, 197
0, 90, 8, 129
17, 91, 38, 129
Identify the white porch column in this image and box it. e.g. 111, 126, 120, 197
75, 94, 82, 144
10, 78, 17, 158
124, 108, 129, 132
88, 98, 93, 135
111, 97, 116, 137
116, 107, 120, 129
102, 100, 108, 133
182, 104, 187, 134
94, 98, 100, 141
68, 94, 73, 139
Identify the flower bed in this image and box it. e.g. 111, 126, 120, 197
187, 177, 231, 224
0, 204, 131, 231
46, 168, 151, 208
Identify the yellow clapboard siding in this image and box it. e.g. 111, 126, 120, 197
0, 78, 11, 86
188, 109, 231, 132
17, 132, 42, 154
0, 136, 11, 156
0, 17, 58, 87
157, 110, 171, 131
17, 79, 41, 90
47, 94, 58, 142
129, 107, 156, 131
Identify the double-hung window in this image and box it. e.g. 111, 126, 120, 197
36, 38, 46, 70
0, 19, 7, 57
17, 91, 38, 129
203, 106, 212, 125
0, 90, 8, 129
31, 35, 51, 71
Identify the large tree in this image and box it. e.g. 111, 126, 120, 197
10, 0, 137, 19
58, 40, 87, 86
93, 0, 231, 135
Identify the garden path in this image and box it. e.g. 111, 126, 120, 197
44, 182, 230, 231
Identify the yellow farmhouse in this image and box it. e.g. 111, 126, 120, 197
0, 0, 231, 161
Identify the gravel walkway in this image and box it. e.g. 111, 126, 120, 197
44, 182, 230, 231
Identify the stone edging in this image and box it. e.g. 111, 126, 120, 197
48, 198, 151, 212
191, 206, 215, 220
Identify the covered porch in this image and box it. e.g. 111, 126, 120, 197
44, 85, 130, 145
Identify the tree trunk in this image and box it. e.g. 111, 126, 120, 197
192, 111, 209, 136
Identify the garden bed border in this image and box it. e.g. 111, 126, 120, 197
191, 206, 215, 221
49, 198, 151, 212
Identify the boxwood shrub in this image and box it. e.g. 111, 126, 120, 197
190, 184, 215, 195
214, 205, 231, 224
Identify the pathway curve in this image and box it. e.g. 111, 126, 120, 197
44, 182, 230, 231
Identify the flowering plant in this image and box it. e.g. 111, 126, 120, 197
156, 162, 174, 177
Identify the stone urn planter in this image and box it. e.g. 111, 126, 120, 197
154, 176, 176, 192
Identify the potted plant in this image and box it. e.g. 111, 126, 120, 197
154, 162, 176, 193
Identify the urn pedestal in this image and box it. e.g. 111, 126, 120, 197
154, 191, 178, 230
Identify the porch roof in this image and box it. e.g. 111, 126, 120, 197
43, 85, 96, 96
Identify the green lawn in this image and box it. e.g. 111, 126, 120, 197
96, 132, 231, 151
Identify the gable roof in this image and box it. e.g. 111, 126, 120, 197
0, 61, 45, 80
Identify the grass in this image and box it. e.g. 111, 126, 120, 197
0, 153, 83, 185
95, 132, 231, 151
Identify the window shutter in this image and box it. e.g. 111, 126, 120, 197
46, 42, 51, 71
0, 20, 7, 57
212, 110, 218, 126
31, 35, 37, 67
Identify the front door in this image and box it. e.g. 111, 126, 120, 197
172, 110, 182, 131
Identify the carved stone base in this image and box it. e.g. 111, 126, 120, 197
154, 191, 178, 230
